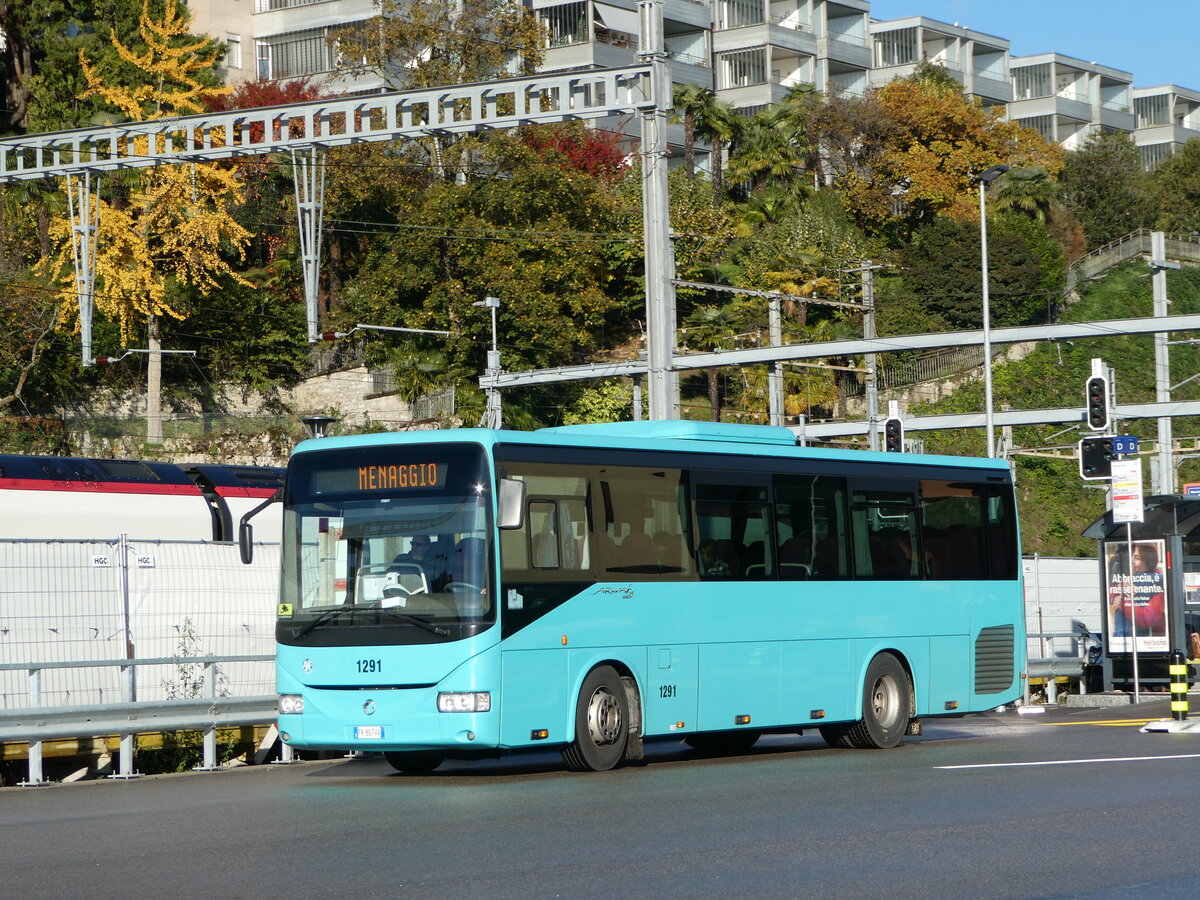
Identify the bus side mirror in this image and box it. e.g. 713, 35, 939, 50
238, 488, 281, 564
497, 478, 526, 530
239, 522, 254, 564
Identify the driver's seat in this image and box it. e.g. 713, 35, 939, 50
449, 537, 486, 587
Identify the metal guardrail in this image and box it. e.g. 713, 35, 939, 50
0, 655, 277, 786
1025, 631, 1093, 705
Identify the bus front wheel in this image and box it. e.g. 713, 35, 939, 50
384, 750, 445, 773
842, 653, 911, 750
563, 666, 629, 772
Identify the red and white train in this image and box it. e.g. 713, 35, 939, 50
0, 454, 283, 542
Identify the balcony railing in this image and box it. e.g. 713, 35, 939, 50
1055, 89, 1089, 103
826, 30, 868, 47
668, 49, 711, 68
254, 0, 328, 12
717, 12, 810, 31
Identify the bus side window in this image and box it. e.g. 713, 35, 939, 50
529, 500, 560, 569
694, 482, 771, 580
851, 483, 920, 580
596, 466, 691, 580
986, 486, 1019, 580
773, 474, 850, 581
920, 480, 990, 580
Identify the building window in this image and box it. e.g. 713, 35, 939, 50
1016, 115, 1056, 142
540, 1, 587, 48
717, 0, 765, 30
1135, 95, 1171, 127
1141, 143, 1171, 171
1013, 64, 1051, 100
225, 35, 242, 70
254, 0, 329, 11
665, 31, 709, 68
826, 11, 866, 46
717, 47, 766, 89
973, 49, 1006, 81
875, 28, 916, 67
255, 22, 365, 79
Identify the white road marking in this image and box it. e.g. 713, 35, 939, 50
936, 752, 1200, 770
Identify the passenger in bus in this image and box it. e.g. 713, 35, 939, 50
698, 539, 731, 577
880, 531, 917, 579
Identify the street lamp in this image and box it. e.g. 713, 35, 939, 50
976, 164, 1009, 458
473, 296, 502, 429
300, 414, 340, 439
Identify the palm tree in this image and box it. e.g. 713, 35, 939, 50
727, 86, 816, 199
671, 83, 713, 180
734, 185, 803, 235
990, 167, 1058, 223
1, 176, 66, 262
681, 303, 740, 421
697, 100, 741, 207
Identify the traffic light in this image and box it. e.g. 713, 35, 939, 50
884, 416, 904, 453
1085, 375, 1110, 431
1079, 436, 1114, 480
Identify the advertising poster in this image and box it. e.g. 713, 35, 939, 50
1104, 538, 1169, 654
1185, 571, 1200, 606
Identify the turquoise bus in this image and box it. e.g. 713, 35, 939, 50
252, 421, 1024, 773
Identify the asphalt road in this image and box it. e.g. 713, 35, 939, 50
4, 699, 1200, 899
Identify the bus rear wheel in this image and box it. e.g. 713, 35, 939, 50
384, 750, 445, 773
843, 653, 911, 750
817, 724, 854, 748
563, 666, 629, 772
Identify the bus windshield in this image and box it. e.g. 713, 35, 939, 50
278, 443, 494, 647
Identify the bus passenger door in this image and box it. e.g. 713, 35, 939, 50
645, 645, 698, 737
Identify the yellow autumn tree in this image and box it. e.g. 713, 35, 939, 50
52, 1, 252, 442
839, 75, 1064, 231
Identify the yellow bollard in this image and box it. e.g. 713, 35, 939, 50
1170, 649, 1189, 722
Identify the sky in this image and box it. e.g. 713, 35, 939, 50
867, 0, 1199, 89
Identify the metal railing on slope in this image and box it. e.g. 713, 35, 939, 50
1066, 229, 1200, 293
0, 654, 277, 786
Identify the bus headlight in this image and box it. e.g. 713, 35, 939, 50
437, 692, 491, 713
278, 694, 305, 715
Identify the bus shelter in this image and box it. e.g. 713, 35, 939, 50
1083, 495, 1200, 690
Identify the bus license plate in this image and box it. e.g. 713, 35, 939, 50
354, 725, 384, 740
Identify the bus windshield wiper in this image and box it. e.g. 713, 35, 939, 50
383, 608, 451, 638
294, 605, 356, 639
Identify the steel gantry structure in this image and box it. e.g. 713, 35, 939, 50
0, 0, 676, 413
482, 310, 1200, 439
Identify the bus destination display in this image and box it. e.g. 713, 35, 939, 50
311, 461, 446, 494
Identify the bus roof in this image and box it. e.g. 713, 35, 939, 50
291, 422, 1009, 473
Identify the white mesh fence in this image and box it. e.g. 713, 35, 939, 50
0, 539, 280, 709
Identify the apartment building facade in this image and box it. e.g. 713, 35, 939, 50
868, 16, 1010, 108
1134, 84, 1200, 169
185, 0, 1193, 162
1007, 52, 1134, 151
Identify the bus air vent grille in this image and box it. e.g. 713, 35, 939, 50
974, 624, 1015, 694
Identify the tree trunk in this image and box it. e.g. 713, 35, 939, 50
711, 135, 725, 207
684, 112, 695, 179
707, 368, 720, 422
146, 312, 163, 445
